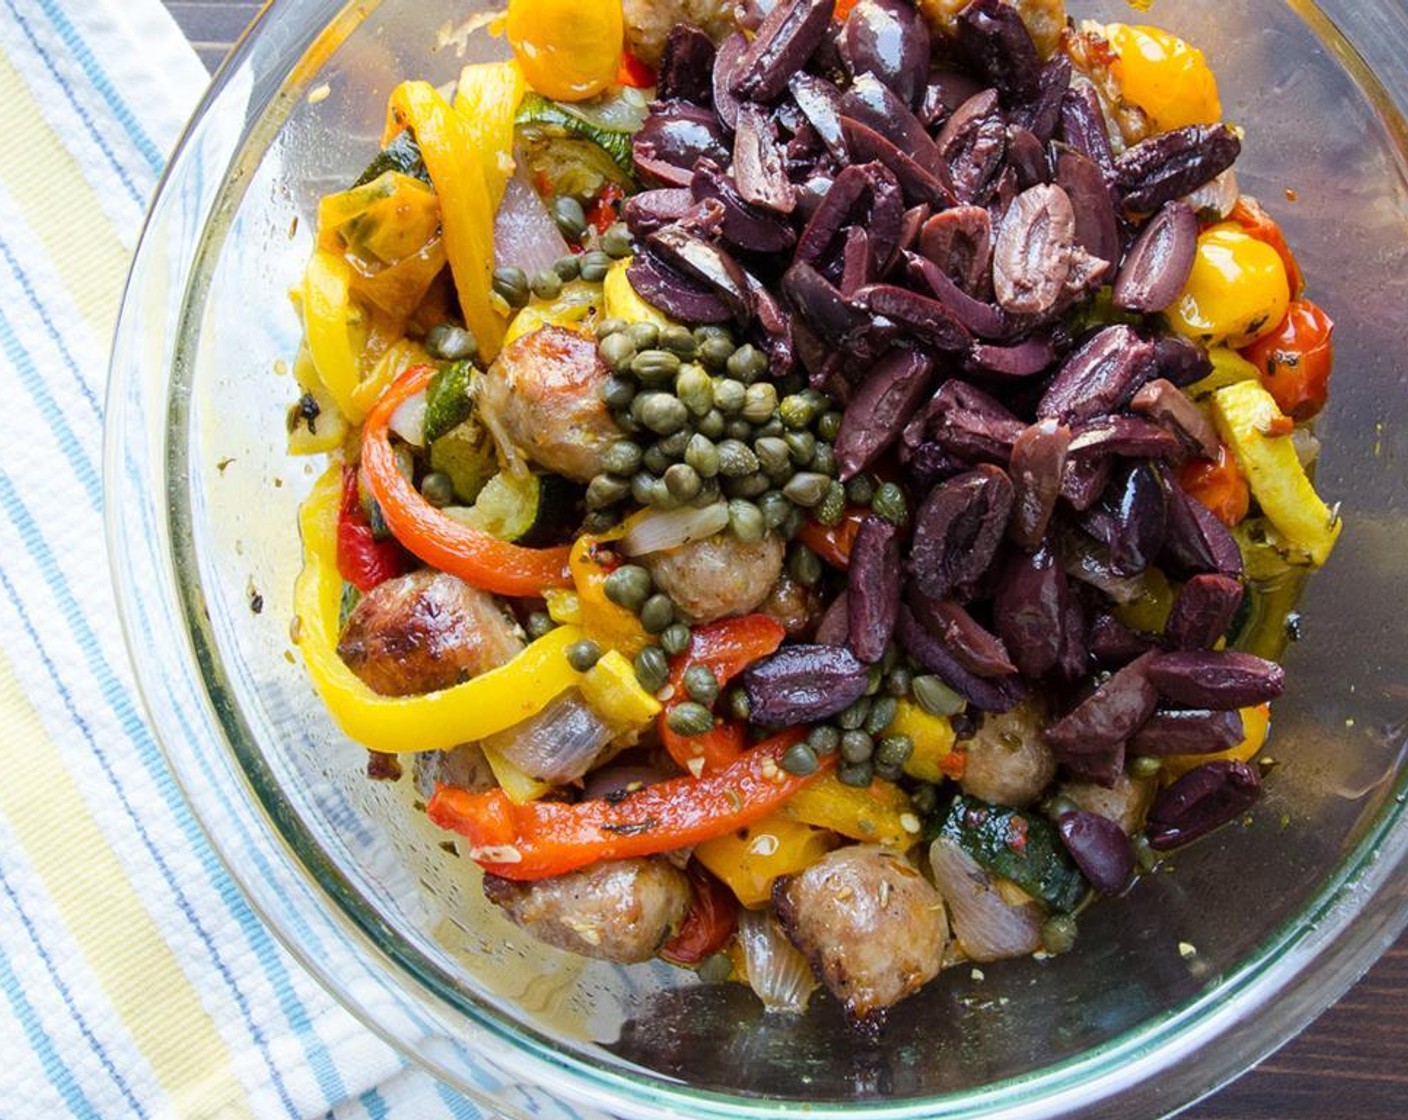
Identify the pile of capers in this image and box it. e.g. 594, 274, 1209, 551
491, 220, 635, 309
587, 320, 856, 540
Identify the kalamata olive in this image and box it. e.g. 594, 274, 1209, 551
734, 104, 797, 214
1038, 325, 1154, 423
1007, 419, 1071, 549
993, 542, 1071, 680
1146, 651, 1286, 710
838, 0, 931, 108
1130, 708, 1245, 756
847, 517, 901, 664
1058, 810, 1134, 896
743, 643, 872, 724
835, 349, 935, 481
955, 0, 1040, 102
918, 206, 993, 295
1113, 202, 1199, 313
1115, 124, 1242, 213
896, 604, 1027, 712
1163, 574, 1244, 650
909, 593, 1016, 678
909, 465, 1014, 600
731, 0, 836, 103
935, 90, 1007, 205
1147, 760, 1261, 850
1130, 378, 1220, 460
1044, 653, 1158, 755
1055, 148, 1120, 269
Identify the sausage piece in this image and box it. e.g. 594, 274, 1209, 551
959, 699, 1056, 808
644, 532, 785, 624
774, 845, 947, 1026
1060, 772, 1156, 836
479, 326, 622, 482
483, 858, 692, 963
623, 0, 736, 67
337, 569, 523, 697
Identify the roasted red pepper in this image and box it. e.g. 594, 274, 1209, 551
659, 614, 786, 776
1178, 443, 1251, 528
1241, 298, 1334, 421
796, 508, 868, 569
586, 182, 625, 235
336, 464, 411, 592
427, 727, 825, 880
660, 863, 738, 966
614, 50, 656, 90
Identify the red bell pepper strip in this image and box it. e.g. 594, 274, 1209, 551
1240, 298, 1334, 421
336, 465, 411, 592
659, 614, 786, 775
428, 728, 824, 880
796, 508, 867, 569
614, 50, 656, 89
361, 364, 573, 596
586, 182, 625, 235
660, 863, 738, 966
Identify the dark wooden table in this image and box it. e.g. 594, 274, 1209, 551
162, 1, 1408, 1115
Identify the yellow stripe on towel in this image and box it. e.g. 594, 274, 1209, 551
0, 52, 133, 335
0, 652, 255, 1119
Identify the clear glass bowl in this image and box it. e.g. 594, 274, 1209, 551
107, 2, 1408, 1117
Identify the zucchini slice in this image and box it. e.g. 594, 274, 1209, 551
353, 129, 431, 189
443, 470, 579, 546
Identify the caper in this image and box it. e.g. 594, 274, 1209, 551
492, 264, 530, 309
601, 222, 633, 259
728, 499, 766, 544
753, 436, 791, 477
632, 348, 682, 386
885, 666, 913, 698
552, 254, 581, 282
726, 686, 752, 721
845, 474, 877, 506
425, 323, 477, 363
660, 623, 693, 657
811, 442, 838, 477
782, 471, 830, 508
694, 477, 723, 506
754, 416, 785, 440
604, 564, 652, 611
586, 473, 632, 510
788, 543, 823, 587
630, 471, 659, 506
596, 316, 629, 339
642, 443, 671, 476
531, 268, 563, 300
724, 419, 751, 443
726, 473, 771, 499
698, 334, 736, 370
910, 783, 939, 815
912, 674, 966, 717
814, 480, 847, 526
807, 724, 841, 756
684, 433, 721, 479
838, 760, 874, 788
627, 322, 659, 351
1130, 755, 1163, 780
840, 730, 875, 763
872, 481, 909, 525
716, 439, 759, 478
639, 593, 676, 634
784, 429, 817, 465
657, 324, 698, 357
816, 410, 843, 442
759, 490, 792, 530
664, 462, 703, 502
837, 698, 871, 732
675, 364, 714, 417
602, 440, 643, 476
649, 478, 680, 509
742, 382, 779, 425
1043, 794, 1080, 822
726, 343, 768, 384
866, 664, 884, 697
420, 471, 455, 508
1133, 833, 1159, 873
599, 332, 637, 374
865, 697, 899, 737
778, 394, 816, 430
874, 733, 913, 770
579, 249, 612, 283
713, 378, 746, 415
682, 664, 720, 706
566, 639, 603, 672
551, 195, 588, 241
1041, 914, 1078, 956
667, 701, 715, 737
780, 742, 820, 776
615, 410, 643, 436
781, 505, 805, 541
526, 611, 556, 640
583, 509, 619, 534
633, 392, 689, 436
697, 408, 727, 440
634, 645, 670, 693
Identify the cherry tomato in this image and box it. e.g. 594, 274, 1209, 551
1178, 444, 1251, 528
796, 508, 868, 568
615, 49, 656, 89
1168, 223, 1291, 349
1240, 299, 1335, 421
660, 863, 738, 966
506, 0, 622, 102
1229, 196, 1304, 297
1106, 24, 1221, 131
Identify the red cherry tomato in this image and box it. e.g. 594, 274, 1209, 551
661, 863, 738, 966
615, 49, 656, 89
1240, 298, 1335, 421
1178, 444, 1251, 528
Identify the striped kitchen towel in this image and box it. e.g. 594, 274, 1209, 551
0, 3, 507, 1117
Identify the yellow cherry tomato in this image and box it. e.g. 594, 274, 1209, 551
1168, 224, 1291, 349
506, 0, 623, 102
1106, 24, 1221, 131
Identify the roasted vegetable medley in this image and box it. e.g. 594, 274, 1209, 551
287, 0, 1340, 1030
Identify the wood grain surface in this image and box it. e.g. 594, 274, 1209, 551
160, 1, 1408, 1115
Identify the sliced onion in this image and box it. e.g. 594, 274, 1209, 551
738, 907, 817, 1014
495, 166, 570, 279
389, 389, 428, 447
620, 503, 730, 556
928, 837, 1044, 964
481, 690, 615, 784
1291, 427, 1321, 468
1181, 167, 1239, 222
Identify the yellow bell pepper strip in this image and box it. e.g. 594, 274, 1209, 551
362, 363, 574, 596
1209, 380, 1342, 567
568, 534, 652, 656
659, 615, 787, 777
385, 81, 505, 360
1162, 704, 1271, 782
1169, 224, 1291, 349
454, 61, 527, 213
1105, 24, 1221, 131
782, 773, 917, 848
349, 337, 431, 421
695, 813, 839, 906
294, 466, 585, 753
579, 650, 662, 731
886, 701, 960, 783
1185, 346, 1261, 399
302, 248, 368, 421
482, 743, 554, 804
505, 0, 623, 103
544, 588, 582, 625
1115, 566, 1177, 635
427, 728, 826, 880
